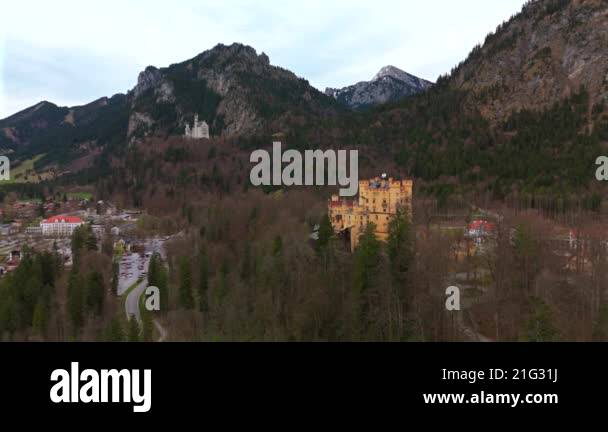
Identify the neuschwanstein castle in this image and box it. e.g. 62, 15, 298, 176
184, 114, 210, 139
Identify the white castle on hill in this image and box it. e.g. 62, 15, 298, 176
184, 114, 210, 139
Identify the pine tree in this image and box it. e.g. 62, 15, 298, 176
148, 254, 159, 287
593, 305, 608, 341
111, 261, 119, 296
217, 260, 230, 305
199, 247, 209, 313
387, 208, 414, 285
141, 310, 154, 342
514, 223, 540, 293
272, 235, 283, 257
105, 317, 125, 342
524, 297, 559, 342
85, 225, 98, 251
127, 316, 140, 342
71, 225, 86, 254
32, 296, 49, 337
85, 271, 105, 315
0, 290, 17, 337
179, 257, 194, 309
316, 214, 334, 252
352, 223, 381, 337
67, 271, 84, 333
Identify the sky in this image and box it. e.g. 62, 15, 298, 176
0, 0, 527, 119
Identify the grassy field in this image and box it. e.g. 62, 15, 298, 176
3, 154, 54, 184
67, 192, 94, 200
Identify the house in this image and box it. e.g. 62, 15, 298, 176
7, 250, 20, 262
467, 220, 496, 239
41, 215, 84, 237
91, 225, 105, 238
6, 250, 21, 271
26, 226, 43, 236
0, 224, 16, 236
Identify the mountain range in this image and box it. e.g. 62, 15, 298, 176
0, 43, 342, 163
0, 0, 607, 201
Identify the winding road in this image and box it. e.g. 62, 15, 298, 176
125, 280, 147, 322
119, 237, 169, 342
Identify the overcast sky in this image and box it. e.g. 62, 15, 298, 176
0, 0, 527, 119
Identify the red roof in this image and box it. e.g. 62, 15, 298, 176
42, 215, 83, 224
469, 220, 495, 231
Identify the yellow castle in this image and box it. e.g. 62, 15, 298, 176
328, 174, 413, 251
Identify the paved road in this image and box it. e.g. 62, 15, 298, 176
125, 281, 168, 342
125, 280, 147, 322
154, 319, 167, 342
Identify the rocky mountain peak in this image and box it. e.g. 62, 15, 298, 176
194, 43, 271, 69
132, 66, 163, 99
373, 65, 409, 81
325, 66, 433, 110
123, 42, 337, 139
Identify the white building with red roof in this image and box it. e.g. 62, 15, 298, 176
467, 220, 496, 239
40, 215, 84, 237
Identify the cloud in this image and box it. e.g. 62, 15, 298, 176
1, 0, 527, 119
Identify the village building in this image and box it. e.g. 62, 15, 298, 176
184, 114, 210, 139
25, 226, 43, 236
40, 215, 84, 237
5, 250, 21, 272
0, 223, 17, 236
91, 224, 105, 238
328, 174, 413, 251
467, 220, 496, 239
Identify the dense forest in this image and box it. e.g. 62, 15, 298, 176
4, 181, 608, 342
0, 225, 153, 342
